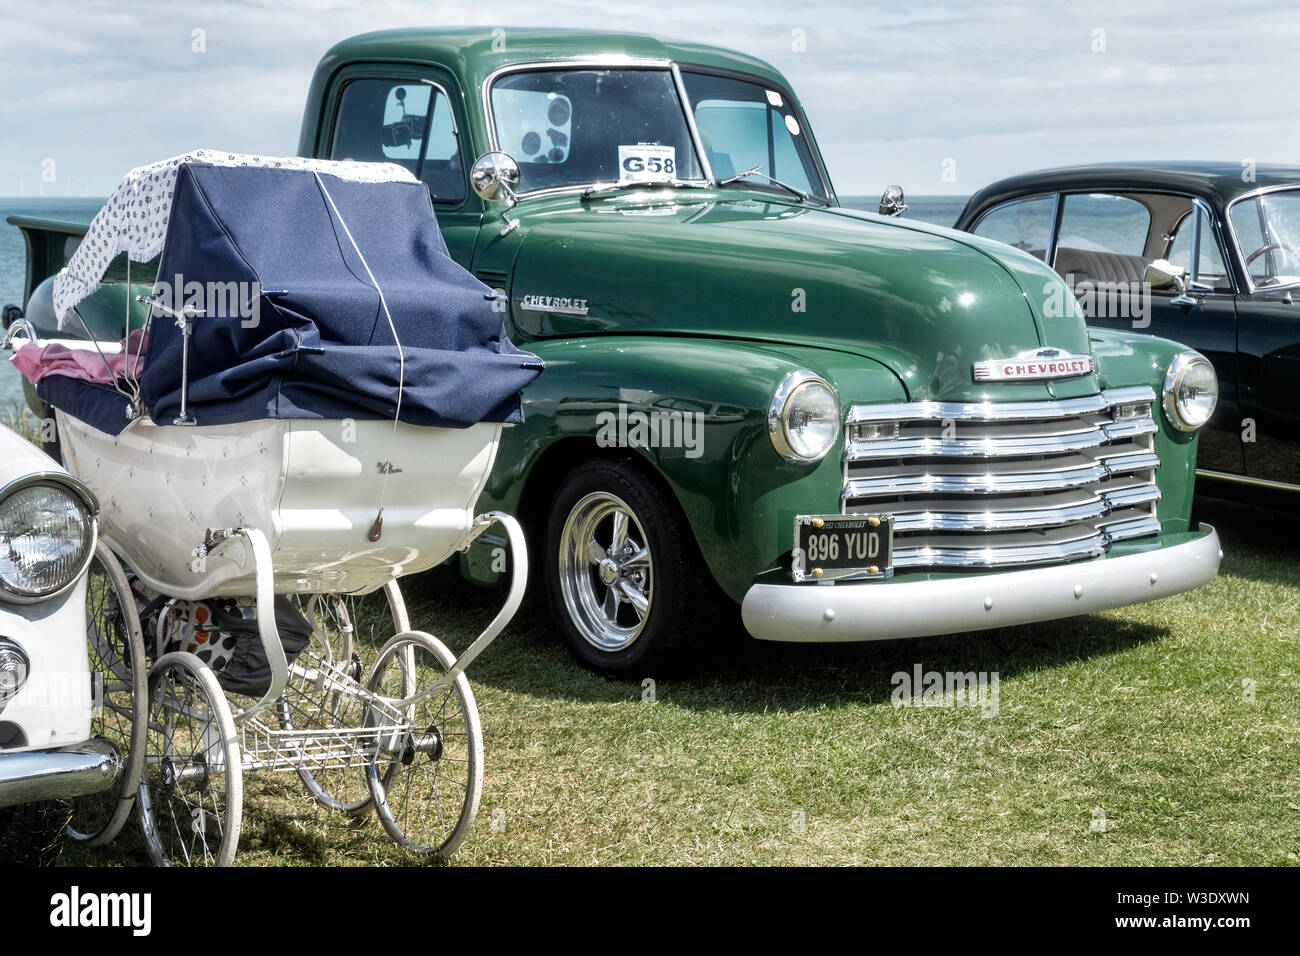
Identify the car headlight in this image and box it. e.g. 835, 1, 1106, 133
769, 371, 840, 463
1162, 351, 1218, 432
0, 479, 96, 601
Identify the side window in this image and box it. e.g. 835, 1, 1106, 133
971, 196, 1055, 261
330, 78, 465, 204
1051, 194, 1150, 292
1166, 206, 1231, 292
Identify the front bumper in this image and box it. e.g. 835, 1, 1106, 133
741, 525, 1221, 642
0, 739, 120, 809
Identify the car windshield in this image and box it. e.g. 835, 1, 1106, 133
489, 68, 704, 194
1229, 189, 1300, 289
679, 70, 829, 203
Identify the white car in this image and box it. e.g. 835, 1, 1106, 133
0, 355, 140, 865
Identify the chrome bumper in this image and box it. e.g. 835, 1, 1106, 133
741, 525, 1221, 643
0, 739, 120, 809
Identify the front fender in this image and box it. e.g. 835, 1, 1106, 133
1091, 327, 1201, 531
475, 336, 906, 601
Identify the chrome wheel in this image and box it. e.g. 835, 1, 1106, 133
139, 652, 242, 867
365, 632, 482, 857
558, 491, 654, 652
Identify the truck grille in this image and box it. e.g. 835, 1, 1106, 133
842, 387, 1161, 570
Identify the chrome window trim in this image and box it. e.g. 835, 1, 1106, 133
1197, 469, 1300, 493
481, 57, 710, 199
1163, 197, 1238, 295
1224, 184, 1300, 294
671, 62, 714, 185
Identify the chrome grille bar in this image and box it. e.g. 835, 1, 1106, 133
842, 387, 1162, 571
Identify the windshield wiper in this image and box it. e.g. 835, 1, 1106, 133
580, 180, 702, 202
715, 166, 829, 206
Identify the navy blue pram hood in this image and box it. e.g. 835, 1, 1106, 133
137, 162, 542, 428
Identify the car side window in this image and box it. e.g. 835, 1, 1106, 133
1165, 206, 1232, 292
971, 196, 1055, 261
1050, 194, 1151, 294
330, 78, 465, 204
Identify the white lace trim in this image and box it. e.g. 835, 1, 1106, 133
53, 150, 417, 325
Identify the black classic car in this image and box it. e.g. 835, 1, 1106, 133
955, 163, 1300, 500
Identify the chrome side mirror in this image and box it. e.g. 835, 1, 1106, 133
1144, 259, 1197, 306
879, 184, 907, 217
471, 152, 522, 237
470, 151, 521, 202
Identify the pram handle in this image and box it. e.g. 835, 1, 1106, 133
386, 511, 529, 706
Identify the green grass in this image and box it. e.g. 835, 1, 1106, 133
63, 495, 1300, 867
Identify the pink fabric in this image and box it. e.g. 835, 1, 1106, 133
10, 330, 148, 386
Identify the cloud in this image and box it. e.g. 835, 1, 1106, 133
0, 0, 1297, 197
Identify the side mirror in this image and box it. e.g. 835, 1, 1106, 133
471, 152, 523, 237
1144, 259, 1197, 306
470, 151, 521, 203
879, 184, 907, 217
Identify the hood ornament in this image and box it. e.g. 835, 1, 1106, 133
973, 346, 1094, 382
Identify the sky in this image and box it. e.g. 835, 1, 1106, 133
0, 0, 1297, 198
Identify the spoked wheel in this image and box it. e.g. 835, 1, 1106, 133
138, 652, 243, 867
67, 543, 147, 846
283, 581, 408, 814
365, 632, 482, 858
545, 457, 719, 675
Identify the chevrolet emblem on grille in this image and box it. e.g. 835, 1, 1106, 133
972, 347, 1094, 382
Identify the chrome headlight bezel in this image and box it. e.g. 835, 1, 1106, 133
0, 474, 99, 604
768, 370, 841, 464
1162, 351, 1219, 433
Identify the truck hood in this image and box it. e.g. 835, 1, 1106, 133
507, 192, 1098, 403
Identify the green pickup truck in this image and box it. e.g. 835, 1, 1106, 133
6, 27, 1223, 675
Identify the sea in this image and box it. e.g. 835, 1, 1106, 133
0, 195, 968, 412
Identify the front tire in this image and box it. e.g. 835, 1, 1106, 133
544, 456, 717, 675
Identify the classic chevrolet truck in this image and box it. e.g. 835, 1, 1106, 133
5, 28, 1223, 675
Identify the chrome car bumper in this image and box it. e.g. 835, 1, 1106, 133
741, 525, 1221, 642
0, 739, 120, 809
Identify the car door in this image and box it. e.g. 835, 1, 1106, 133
1228, 194, 1300, 486
1050, 193, 1243, 474
320, 65, 481, 266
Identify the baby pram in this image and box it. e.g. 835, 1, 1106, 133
7, 151, 543, 865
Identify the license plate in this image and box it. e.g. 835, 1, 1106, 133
792, 514, 893, 582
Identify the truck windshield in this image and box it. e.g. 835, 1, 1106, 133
489, 68, 705, 194
679, 70, 829, 203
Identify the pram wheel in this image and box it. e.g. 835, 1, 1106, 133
68, 543, 148, 846
283, 581, 409, 814
365, 632, 483, 857
138, 652, 243, 866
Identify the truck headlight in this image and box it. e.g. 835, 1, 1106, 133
769, 371, 840, 463
0, 480, 96, 601
1162, 351, 1218, 432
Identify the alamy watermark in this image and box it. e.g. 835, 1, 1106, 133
1044, 277, 1151, 328
152, 273, 261, 328
891, 664, 1000, 717
596, 402, 704, 459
